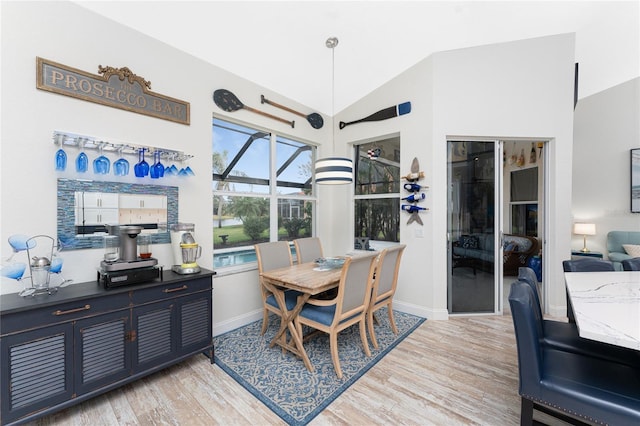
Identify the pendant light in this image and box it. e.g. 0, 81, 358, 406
314, 37, 353, 185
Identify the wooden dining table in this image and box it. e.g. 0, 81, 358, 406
564, 271, 640, 351
260, 261, 343, 372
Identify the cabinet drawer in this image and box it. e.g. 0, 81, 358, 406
132, 277, 211, 305
1, 293, 130, 335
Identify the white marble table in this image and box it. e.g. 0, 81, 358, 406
564, 271, 640, 351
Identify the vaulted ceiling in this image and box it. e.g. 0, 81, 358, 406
75, 1, 639, 115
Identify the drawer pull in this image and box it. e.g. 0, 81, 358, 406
163, 285, 188, 293
53, 304, 91, 316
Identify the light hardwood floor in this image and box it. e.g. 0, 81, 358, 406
28, 313, 570, 426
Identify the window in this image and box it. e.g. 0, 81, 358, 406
354, 137, 401, 245
212, 118, 316, 268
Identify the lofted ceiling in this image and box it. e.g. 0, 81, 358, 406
75, 1, 639, 116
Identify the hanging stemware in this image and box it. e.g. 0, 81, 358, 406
150, 150, 164, 179
113, 146, 130, 176
54, 133, 67, 171
75, 137, 89, 173
134, 148, 149, 177
93, 142, 110, 175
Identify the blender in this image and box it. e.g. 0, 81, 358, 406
170, 223, 195, 266
171, 224, 201, 274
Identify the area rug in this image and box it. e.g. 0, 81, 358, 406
213, 308, 425, 425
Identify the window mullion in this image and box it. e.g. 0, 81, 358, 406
269, 133, 279, 241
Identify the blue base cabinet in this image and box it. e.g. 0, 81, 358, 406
0, 270, 214, 425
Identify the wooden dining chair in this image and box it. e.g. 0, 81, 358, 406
293, 237, 323, 264
294, 252, 378, 379
255, 241, 300, 335
366, 244, 406, 349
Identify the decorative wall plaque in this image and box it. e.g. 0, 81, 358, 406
36, 57, 190, 125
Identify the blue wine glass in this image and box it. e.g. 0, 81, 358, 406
76, 151, 88, 173
134, 148, 149, 177
1, 262, 26, 280
114, 155, 130, 176
93, 144, 110, 174
55, 149, 67, 171
150, 151, 164, 179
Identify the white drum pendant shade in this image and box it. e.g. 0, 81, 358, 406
315, 157, 353, 184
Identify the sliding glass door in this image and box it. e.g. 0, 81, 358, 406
447, 140, 503, 314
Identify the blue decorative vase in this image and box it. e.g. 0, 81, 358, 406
527, 255, 542, 282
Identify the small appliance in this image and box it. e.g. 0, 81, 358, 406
99, 225, 160, 288
171, 223, 201, 274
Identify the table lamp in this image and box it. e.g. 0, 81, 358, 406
573, 223, 596, 252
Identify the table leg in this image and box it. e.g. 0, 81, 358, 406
264, 282, 314, 372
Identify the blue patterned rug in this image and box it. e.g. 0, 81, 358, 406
213, 308, 425, 425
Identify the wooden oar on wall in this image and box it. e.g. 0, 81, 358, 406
213, 89, 295, 128
339, 101, 411, 129
261, 95, 324, 129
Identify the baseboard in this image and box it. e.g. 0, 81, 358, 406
214, 309, 263, 337
393, 300, 448, 320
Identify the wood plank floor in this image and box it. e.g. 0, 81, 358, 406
28, 314, 571, 426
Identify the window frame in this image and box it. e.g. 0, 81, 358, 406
212, 115, 318, 271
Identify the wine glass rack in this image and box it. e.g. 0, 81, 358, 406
52, 130, 193, 162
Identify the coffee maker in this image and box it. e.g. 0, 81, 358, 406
99, 225, 160, 288
170, 223, 201, 274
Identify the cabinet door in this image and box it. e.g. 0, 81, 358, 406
82, 208, 119, 225
119, 194, 165, 209
177, 291, 212, 356
74, 310, 131, 396
82, 192, 119, 208
131, 299, 175, 372
1, 323, 73, 424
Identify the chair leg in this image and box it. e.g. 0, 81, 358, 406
520, 397, 534, 426
367, 309, 379, 349
261, 309, 269, 335
359, 319, 371, 357
329, 332, 342, 379
387, 303, 398, 335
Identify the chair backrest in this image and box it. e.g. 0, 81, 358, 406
293, 237, 323, 264
508, 281, 544, 394
621, 257, 640, 271
562, 258, 614, 272
607, 231, 640, 254
372, 244, 406, 303
255, 241, 293, 273
517, 267, 543, 314
333, 252, 378, 325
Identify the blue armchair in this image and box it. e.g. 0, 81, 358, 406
607, 231, 640, 270
509, 282, 640, 425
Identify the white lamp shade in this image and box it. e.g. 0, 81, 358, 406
573, 223, 596, 235
315, 157, 353, 184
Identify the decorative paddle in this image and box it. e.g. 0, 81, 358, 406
339, 101, 411, 129
261, 95, 323, 129
213, 89, 295, 128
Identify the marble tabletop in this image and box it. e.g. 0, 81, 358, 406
564, 271, 640, 351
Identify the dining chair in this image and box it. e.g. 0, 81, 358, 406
367, 244, 406, 349
517, 267, 639, 368
294, 252, 378, 379
293, 237, 323, 264
255, 241, 300, 335
621, 257, 640, 271
561, 258, 614, 323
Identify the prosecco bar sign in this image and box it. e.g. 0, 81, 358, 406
36, 57, 190, 125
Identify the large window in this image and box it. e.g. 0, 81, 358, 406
212, 118, 316, 268
354, 137, 401, 244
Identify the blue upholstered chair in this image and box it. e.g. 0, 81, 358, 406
562, 259, 614, 323
367, 244, 406, 349
621, 257, 640, 271
295, 252, 378, 379
509, 281, 640, 425
518, 267, 639, 368
255, 241, 301, 335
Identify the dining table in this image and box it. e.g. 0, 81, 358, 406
564, 271, 640, 351
260, 261, 344, 372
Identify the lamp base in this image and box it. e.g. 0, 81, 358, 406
581, 248, 591, 253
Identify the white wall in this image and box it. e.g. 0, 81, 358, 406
336, 34, 576, 319
572, 78, 640, 254
0, 2, 326, 334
